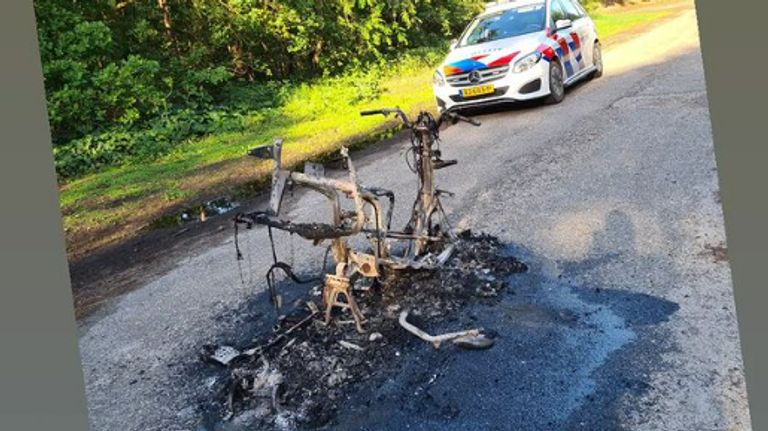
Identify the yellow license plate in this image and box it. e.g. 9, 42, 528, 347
461, 84, 495, 98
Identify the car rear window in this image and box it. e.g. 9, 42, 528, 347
460, 3, 547, 47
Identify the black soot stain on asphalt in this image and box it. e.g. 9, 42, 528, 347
187, 232, 679, 431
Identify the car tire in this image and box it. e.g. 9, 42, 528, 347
591, 41, 603, 79
545, 60, 565, 104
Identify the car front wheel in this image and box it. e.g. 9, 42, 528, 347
545, 60, 565, 104
592, 41, 603, 78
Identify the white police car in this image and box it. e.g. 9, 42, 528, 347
432, 0, 602, 112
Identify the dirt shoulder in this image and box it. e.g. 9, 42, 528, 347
69, 194, 258, 320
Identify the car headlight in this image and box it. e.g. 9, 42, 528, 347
433, 70, 446, 87
513, 52, 542, 73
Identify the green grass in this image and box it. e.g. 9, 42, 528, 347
592, 8, 673, 40
59, 1, 684, 258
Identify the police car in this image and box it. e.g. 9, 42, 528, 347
432, 0, 602, 112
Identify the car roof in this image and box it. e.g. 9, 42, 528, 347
483, 0, 547, 16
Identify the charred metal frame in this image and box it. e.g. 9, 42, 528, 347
235, 108, 480, 333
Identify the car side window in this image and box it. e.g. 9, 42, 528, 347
550, 0, 568, 25
562, 0, 584, 20
571, 0, 589, 17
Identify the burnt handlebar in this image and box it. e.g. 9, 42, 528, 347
360, 107, 480, 129
360, 107, 411, 127
359, 109, 383, 116
360, 108, 403, 117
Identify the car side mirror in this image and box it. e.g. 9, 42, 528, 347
555, 19, 572, 31
449, 38, 459, 49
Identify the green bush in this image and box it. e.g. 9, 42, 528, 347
52, 108, 245, 178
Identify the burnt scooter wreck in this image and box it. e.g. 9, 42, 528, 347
234, 108, 480, 334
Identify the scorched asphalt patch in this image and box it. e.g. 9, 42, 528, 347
194, 231, 527, 430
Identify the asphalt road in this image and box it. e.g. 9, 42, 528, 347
77, 6, 752, 431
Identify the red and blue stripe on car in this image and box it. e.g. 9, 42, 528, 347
443, 52, 521, 76
539, 28, 584, 78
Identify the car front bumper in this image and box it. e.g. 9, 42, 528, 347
433, 61, 551, 111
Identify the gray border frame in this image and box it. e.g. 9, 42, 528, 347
0, 1, 766, 430
0, 1, 90, 430
695, 1, 766, 429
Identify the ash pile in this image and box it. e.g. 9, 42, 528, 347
201, 230, 526, 429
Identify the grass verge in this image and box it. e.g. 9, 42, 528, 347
590, 1, 677, 40
59, 0, 687, 260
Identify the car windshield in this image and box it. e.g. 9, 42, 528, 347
459, 3, 547, 47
